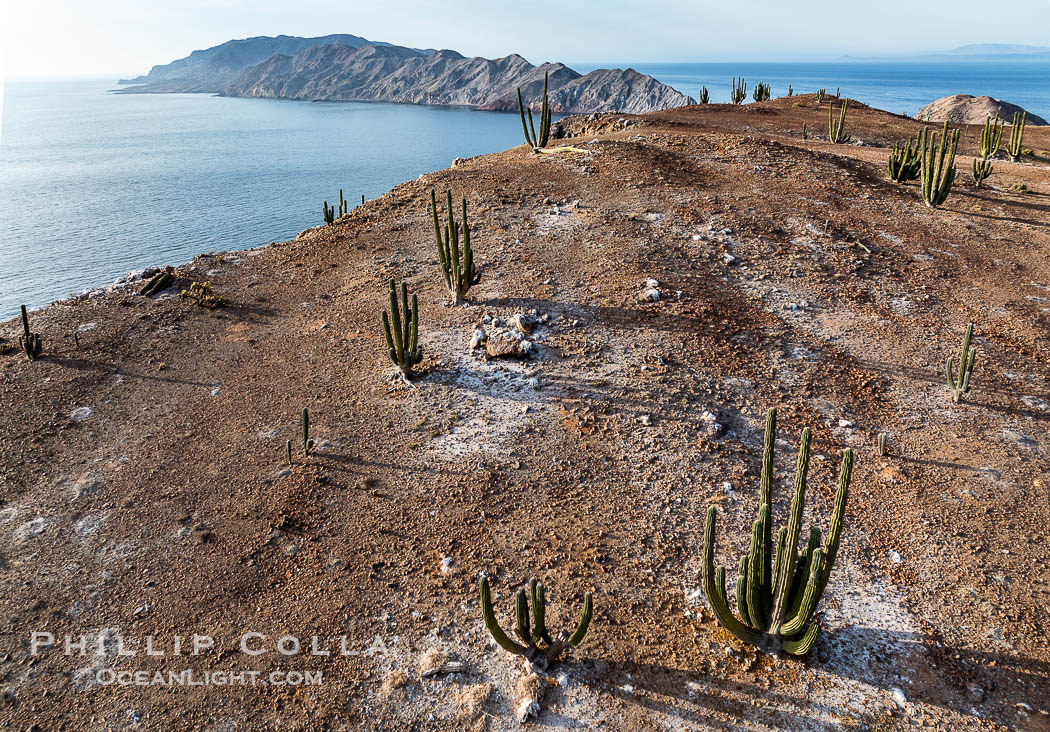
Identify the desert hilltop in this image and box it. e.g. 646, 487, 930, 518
1, 94, 1048, 729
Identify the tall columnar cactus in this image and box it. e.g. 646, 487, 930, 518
731, 77, 747, 105
702, 409, 853, 656
920, 121, 960, 208
972, 155, 993, 187
698, 86, 710, 104
752, 82, 771, 102
479, 576, 592, 670
816, 88, 826, 103
323, 201, 335, 226
517, 71, 551, 150
828, 100, 850, 144
887, 129, 927, 183
301, 407, 314, 455
430, 189, 481, 305
1007, 111, 1026, 161
787, 85, 794, 96
978, 114, 1004, 158
946, 322, 977, 403
381, 279, 423, 378
802, 122, 807, 140
18, 305, 43, 361
339, 189, 348, 217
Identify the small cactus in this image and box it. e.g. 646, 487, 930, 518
731, 77, 747, 105
978, 114, 1004, 158
301, 407, 314, 455
431, 189, 480, 305
877, 432, 889, 457
1007, 111, 1026, 161
887, 129, 926, 183
286, 439, 293, 465
828, 100, 850, 144
787, 85, 794, 96
479, 576, 592, 670
140, 270, 173, 296
517, 71, 551, 149
946, 322, 977, 403
381, 280, 423, 378
698, 86, 710, 104
920, 121, 960, 208
802, 122, 807, 140
972, 155, 993, 187
816, 88, 826, 103
323, 201, 335, 226
18, 305, 43, 361
752, 82, 771, 102
702, 408, 853, 656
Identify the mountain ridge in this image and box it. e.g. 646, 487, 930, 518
119, 35, 694, 114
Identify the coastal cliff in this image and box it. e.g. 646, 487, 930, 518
120, 35, 695, 114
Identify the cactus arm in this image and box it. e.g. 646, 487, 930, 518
517, 87, 534, 147
813, 448, 852, 600
768, 428, 812, 633
529, 580, 548, 644
702, 507, 766, 645
745, 516, 767, 630
479, 578, 528, 656
769, 525, 787, 605
408, 293, 419, 359
781, 621, 820, 656
785, 527, 821, 618
735, 555, 751, 626
567, 592, 592, 647
538, 71, 550, 148
387, 281, 404, 359
781, 548, 826, 636
514, 589, 533, 646
381, 310, 397, 366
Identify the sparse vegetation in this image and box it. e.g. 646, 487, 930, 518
381, 279, 423, 378
517, 71, 551, 150
430, 189, 480, 305
179, 281, 225, 308
698, 85, 709, 104
18, 305, 43, 361
323, 200, 335, 225
479, 576, 592, 670
877, 432, 888, 457
946, 322, 977, 403
1010, 182, 1030, 193
920, 121, 960, 208
1007, 111, 1026, 161
752, 82, 770, 102
702, 409, 853, 656
816, 88, 826, 103
972, 156, 993, 187
787, 85, 793, 96
731, 77, 747, 105
887, 130, 926, 182
828, 100, 850, 144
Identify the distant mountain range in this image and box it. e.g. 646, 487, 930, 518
930, 43, 1050, 58
119, 34, 694, 114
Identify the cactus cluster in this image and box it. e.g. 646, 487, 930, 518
18, 305, 43, 361
517, 71, 551, 150
698, 86, 710, 104
479, 576, 592, 670
179, 281, 225, 308
972, 115, 1003, 187
323, 201, 335, 226
946, 322, 977, 403
140, 270, 173, 296
887, 129, 926, 183
1007, 111, 1026, 161
828, 100, 850, 144
381, 279, 422, 377
787, 85, 794, 97
431, 189, 480, 305
702, 409, 852, 656
731, 77, 747, 105
920, 121, 960, 208
816, 88, 826, 103
752, 82, 771, 102
323, 190, 350, 225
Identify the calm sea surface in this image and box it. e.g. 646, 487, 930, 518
2, 59, 1047, 314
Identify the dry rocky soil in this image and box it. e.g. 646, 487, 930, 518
1, 95, 1049, 731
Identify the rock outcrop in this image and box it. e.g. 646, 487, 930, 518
120, 36, 694, 115
915, 95, 1047, 126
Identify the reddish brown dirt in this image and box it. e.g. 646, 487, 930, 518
1, 95, 1049, 730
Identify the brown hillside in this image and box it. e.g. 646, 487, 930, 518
1, 95, 1048, 730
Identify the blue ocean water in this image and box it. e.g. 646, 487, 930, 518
2, 60, 1048, 315
580, 60, 1050, 118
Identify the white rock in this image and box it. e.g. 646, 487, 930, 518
440, 556, 454, 573
722, 253, 737, 265
643, 278, 660, 288
891, 688, 907, 705
641, 287, 661, 302
838, 419, 854, 428
69, 407, 93, 421
469, 329, 487, 349
889, 550, 903, 564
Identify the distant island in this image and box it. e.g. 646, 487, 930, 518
841, 43, 1050, 62
119, 34, 694, 114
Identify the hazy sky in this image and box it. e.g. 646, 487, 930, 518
4, 0, 1050, 78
